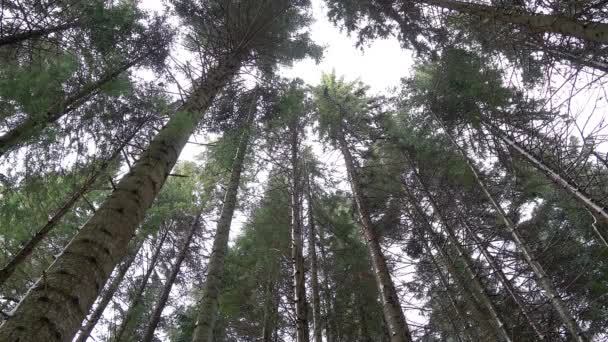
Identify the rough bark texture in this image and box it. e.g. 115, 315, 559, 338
141, 215, 200, 342
0, 48, 155, 157
337, 130, 412, 342
289, 122, 310, 342
443, 124, 589, 341
0, 126, 140, 287
0, 54, 243, 342
403, 179, 510, 341
74, 238, 144, 342
190, 103, 255, 342
306, 177, 322, 342
114, 230, 168, 342
419, 0, 608, 43
0, 22, 78, 46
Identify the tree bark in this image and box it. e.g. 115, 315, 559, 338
306, 174, 322, 342
141, 214, 200, 342
336, 129, 413, 342
114, 229, 168, 342
418, 0, 608, 43
439, 121, 590, 341
289, 120, 310, 342
74, 237, 145, 342
0, 47, 157, 157
0, 123, 143, 287
402, 178, 511, 341
0, 22, 78, 46
0, 53, 244, 342
190, 99, 256, 342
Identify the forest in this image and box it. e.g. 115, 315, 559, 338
0, 0, 607, 341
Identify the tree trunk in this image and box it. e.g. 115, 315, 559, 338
114, 229, 168, 342
0, 47, 158, 157
0, 53, 244, 342
418, 0, 608, 43
439, 122, 589, 341
190, 99, 256, 342
0, 123, 143, 286
430, 294, 464, 342
261, 280, 278, 342
425, 242, 479, 342
74, 237, 145, 342
459, 213, 545, 340
336, 130, 413, 342
0, 22, 78, 46
289, 120, 310, 342
317, 218, 335, 342
306, 172, 322, 342
141, 215, 200, 342
488, 124, 608, 243
402, 178, 511, 341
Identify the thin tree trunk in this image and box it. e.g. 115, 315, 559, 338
141, 214, 200, 342
0, 22, 78, 46
0, 52, 245, 342
488, 124, 608, 243
458, 213, 545, 340
317, 218, 335, 342
425, 242, 479, 342
0, 123, 144, 286
402, 179, 511, 341
74, 237, 145, 342
336, 129, 413, 342
306, 171, 322, 342
438, 121, 590, 341
289, 120, 310, 342
0, 47, 157, 157
418, 0, 608, 43
114, 229, 168, 342
262, 280, 278, 342
430, 294, 464, 342
191, 99, 256, 342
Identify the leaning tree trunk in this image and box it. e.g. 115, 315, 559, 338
0, 121, 145, 286
457, 212, 545, 340
0, 51, 245, 342
402, 178, 511, 341
424, 239, 479, 342
74, 237, 145, 342
289, 119, 310, 342
0, 47, 158, 157
114, 229, 168, 342
336, 129, 413, 342
306, 175, 322, 342
141, 214, 200, 342
0, 22, 79, 46
437, 121, 590, 341
417, 0, 608, 44
191, 101, 255, 342
486, 123, 608, 243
